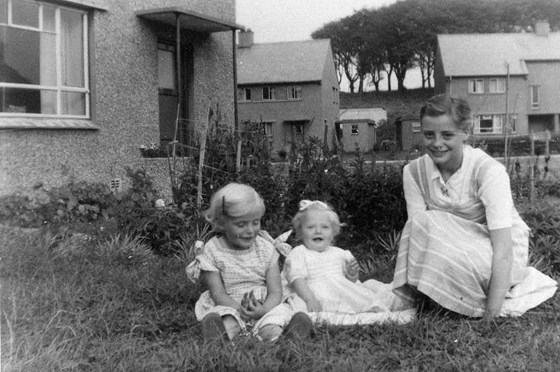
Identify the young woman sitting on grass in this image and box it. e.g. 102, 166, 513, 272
393, 94, 557, 319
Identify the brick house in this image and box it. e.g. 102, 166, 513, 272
0, 0, 242, 197
434, 21, 560, 138
236, 30, 339, 158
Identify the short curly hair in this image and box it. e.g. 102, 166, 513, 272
420, 94, 472, 131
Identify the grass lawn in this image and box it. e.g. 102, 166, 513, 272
1, 222, 559, 372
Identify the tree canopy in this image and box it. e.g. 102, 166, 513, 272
312, 0, 560, 92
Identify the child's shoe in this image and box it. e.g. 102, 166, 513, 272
201, 313, 228, 341
283, 312, 313, 340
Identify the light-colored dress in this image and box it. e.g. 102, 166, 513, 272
284, 245, 410, 315
393, 145, 557, 317
193, 235, 293, 331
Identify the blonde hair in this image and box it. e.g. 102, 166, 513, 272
292, 201, 342, 240
204, 183, 265, 232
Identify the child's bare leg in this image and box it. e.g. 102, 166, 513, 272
222, 315, 241, 340
258, 324, 282, 342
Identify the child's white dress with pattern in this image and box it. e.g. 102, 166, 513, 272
193, 235, 293, 331
283, 245, 415, 325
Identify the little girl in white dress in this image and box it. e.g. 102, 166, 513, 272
283, 200, 413, 321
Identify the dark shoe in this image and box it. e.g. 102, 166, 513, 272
283, 312, 313, 340
201, 313, 228, 341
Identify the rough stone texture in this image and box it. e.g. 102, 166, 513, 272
0, 0, 236, 197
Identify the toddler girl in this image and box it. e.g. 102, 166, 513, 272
284, 200, 408, 315
192, 183, 311, 342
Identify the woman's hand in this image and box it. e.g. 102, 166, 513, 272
305, 297, 322, 312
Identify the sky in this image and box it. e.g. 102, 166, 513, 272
235, 0, 423, 91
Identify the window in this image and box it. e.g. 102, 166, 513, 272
411, 121, 421, 133
468, 79, 484, 94
332, 87, 338, 104
294, 124, 303, 135
287, 86, 301, 100
262, 86, 277, 101
530, 85, 540, 109
238, 87, 252, 102
351, 124, 359, 135
0, 0, 90, 118
474, 114, 504, 134
489, 78, 505, 93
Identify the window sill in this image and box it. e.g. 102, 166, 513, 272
0, 118, 99, 130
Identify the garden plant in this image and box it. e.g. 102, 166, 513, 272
1, 126, 560, 371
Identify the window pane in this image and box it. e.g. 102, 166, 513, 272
0, 0, 7, 23
2, 27, 41, 85
0, 87, 41, 113
61, 10, 84, 87
158, 48, 176, 90
62, 91, 85, 115
12, 0, 39, 28
43, 4, 56, 33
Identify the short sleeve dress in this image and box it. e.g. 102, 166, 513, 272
284, 245, 405, 314
393, 145, 557, 317
194, 235, 293, 330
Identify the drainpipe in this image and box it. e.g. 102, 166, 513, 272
173, 12, 182, 144
232, 29, 239, 131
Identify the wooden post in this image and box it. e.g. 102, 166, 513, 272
236, 140, 242, 174
546, 129, 551, 157
529, 131, 535, 201
197, 107, 211, 208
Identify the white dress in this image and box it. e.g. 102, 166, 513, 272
284, 245, 409, 315
393, 145, 557, 317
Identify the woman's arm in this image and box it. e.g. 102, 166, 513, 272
485, 227, 513, 320
403, 165, 428, 218
201, 270, 240, 309
292, 278, 322, 312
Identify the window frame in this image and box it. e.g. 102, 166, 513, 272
238, 87, 252, 102
351, 124, 359, 136
530, 85, 540, 109
0, 0, 91, 119
287, 85, 301, 100
468, 79, 484, 94
411, 121, 421, 133
474, 114, 505, 134
262, 86, 277, 101
489, 78, 505, 94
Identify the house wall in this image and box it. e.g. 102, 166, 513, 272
526, 61, 560, 115
400, 119, 423, 151
0, 0, 236, 199
448, 76, 530, 136
238, 82, 324, 156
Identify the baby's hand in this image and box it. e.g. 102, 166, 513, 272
344, 257, 360, 282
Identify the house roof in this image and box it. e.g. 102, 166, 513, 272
438, 32, 560, 77
338, 108, 386, 120
237, 39, 331, 85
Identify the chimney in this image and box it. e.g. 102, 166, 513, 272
238, 29, 254, 48
535, 21, 550, 37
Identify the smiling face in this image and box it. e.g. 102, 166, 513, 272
422, 114, 467, 174
220, 209, 263, 250
300, 210, 334, 252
